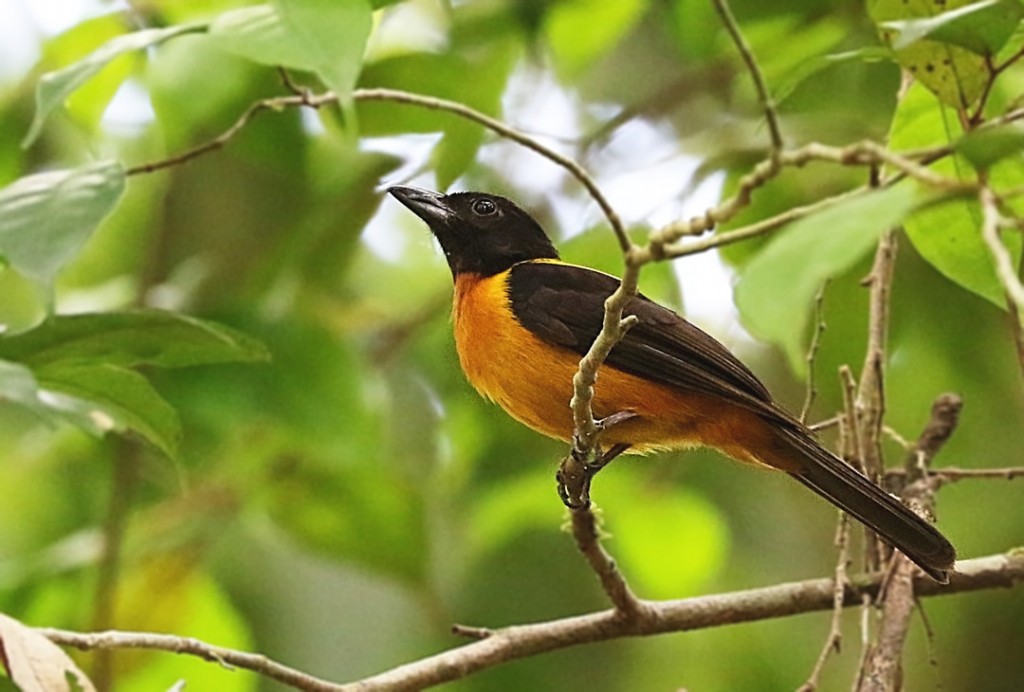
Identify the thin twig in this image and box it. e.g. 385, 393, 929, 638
901, 394, 963, 481
41, 629, 343, 692
799, 513, 850, 691
644, 138, 973, 262
851, 229, 899, 671
809, 415, 841, 433
643, 116, 786, 258
568, 508, 645, 616
40, 553, 1024, 692
856, 394, 962, 692
568, 262, 642, 452
979, 186, 1024, 315
711, 0, 783, 151
654, 186, 867, 260
838, 365, 862, 468
856, 556, 916, 692
885, 465, 1024, 484
856, 231, 898, 481
353, 88, 629, 251
800, 281, 829, 423
127, 87, 629, 249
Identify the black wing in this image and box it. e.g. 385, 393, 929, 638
508, 260, 789, 421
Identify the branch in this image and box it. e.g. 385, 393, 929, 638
901, 393, 963, 480
127, 86, 628, 249
856, 393, 962, 692
799, 513, 850, 692
567, 507, 645, 616
885, 465, 1024, 484
40, 553, 1024, 692
856, 230, 898, 481
39, 629, 344, 692
980, 185, 1024, 316
642, 140, 973, 262
800, 281, 829, 423
856, 557, 917, 692
124, 92, 335, 175
567, 261, 641, 455
353, 88, 629, 251
711, 0, 783, 151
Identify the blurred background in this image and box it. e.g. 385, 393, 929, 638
1, 0, 1022, 690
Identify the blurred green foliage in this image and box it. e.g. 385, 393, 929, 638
1, 0, 1022, 690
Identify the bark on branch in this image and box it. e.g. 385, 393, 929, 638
40, 552, 1024, 692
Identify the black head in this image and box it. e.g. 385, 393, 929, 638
388, 186, 560, 277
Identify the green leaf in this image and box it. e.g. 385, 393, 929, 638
882, 0, 1024, 56
274, 0, 373, 103
0, 310, 269, 370
0, 359, 47, 418
38, 14, 133, 141
36, 364, 182, 456
544, 0, 647, 75
210, 6, 316, 70
0, 160, 125, 287
774, 46, 893, 106
902, 195, 1010, 307
735, 183, 923, 372
871, 0, 991, 109
890, 81, 1020, 306
0, 310, 266, 454
211, 1, 372, 103
955, 125, 1024, 168
24, 23, 205, 147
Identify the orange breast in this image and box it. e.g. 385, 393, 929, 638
451, 271, 771, 459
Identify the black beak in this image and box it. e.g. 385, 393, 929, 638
388, 186, 452, 229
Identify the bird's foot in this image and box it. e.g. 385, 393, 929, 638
556, 413, 634, 510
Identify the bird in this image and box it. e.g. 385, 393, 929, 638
388, 185, 956, 583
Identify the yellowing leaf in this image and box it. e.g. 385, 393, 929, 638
871, 0, 990, 109
0, 612, 96, 692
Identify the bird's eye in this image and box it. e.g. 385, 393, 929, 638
471, 198, 498, 216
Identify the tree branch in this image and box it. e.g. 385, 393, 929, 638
711, 0, 783, 151
643, 140, 973, 263
352, 88, 629, 251
980, 185, 1024, 317
127, 87, 628, 250
40, 553, 1024, 692
800, 281, 829, 423
799, 513, 850, 692
40, 628, 343, 692
857, 231, 897, 482
567, 507, 645, 616
885, 465, 1024, 484
856, 393, 962, 692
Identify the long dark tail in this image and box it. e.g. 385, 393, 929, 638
772, 425, 956, 583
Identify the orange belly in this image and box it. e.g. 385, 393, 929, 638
451, 271, 774, 461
